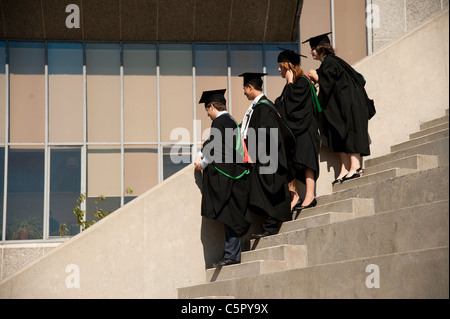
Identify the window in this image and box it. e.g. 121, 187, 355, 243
48, 42, 83, 143
0, 41, 299, 242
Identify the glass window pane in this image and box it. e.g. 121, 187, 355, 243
195, 44, 228, 143
163, 145, 191, 180
87, 145, 121, 198
86, 43, 121, 143
6, 146, 44, 240
230, 44, 263, 124
49, 148, 81, 237
48, 42, 84, 143
86, 196, 121, 224
124, 145, 158, 197
9, 42, 45, 143
123, 44, 158, 143
160, 44, 193, 143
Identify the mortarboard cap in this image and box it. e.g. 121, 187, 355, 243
277, 47, 307, 66
239, 72, 267, 87
302, 32, 332, 49
199, 89, 226, 106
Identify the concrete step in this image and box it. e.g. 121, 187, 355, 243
365, 136, 448, 167
391, 129, 448, 153
420, 113, 449, 130
207, 245, 307, 282
181, 200, 448, 298
283, 211, 354, 233
411, 122, 449, 139
206, 260, 286, 282
195, 296, 236, 299
364, 154, 438, 175
284, 198, 374, 233
178, 246, 449, 299
251, 200, 449, 266
332, 167, 417, 192
242, 244, 307, 266
316, 165, 449, 214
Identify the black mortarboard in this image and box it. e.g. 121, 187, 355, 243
199, 89, 226, 106
277, 47, 307, 66
239, 72, 267, 87
302, 32, 332, 49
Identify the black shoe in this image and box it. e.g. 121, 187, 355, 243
209, 258, 240, 268
342, 172, 360, 181
332, 178, 343, 186
250, 231, 272, 239
290, 198, 303, 213
297, 198, 317, 211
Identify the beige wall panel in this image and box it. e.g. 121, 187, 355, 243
49, 75, 83, 143
10, 75, 45, 143
124, 76, 158, 142
124, 146, 158, 196
160, 76, 193, 143
334, 0, 367, 65
299, 0, 332, 74
87, 146, 120, 197
230, 77, 251, 124
265, 75, 286, 103
87, 76, 121, 143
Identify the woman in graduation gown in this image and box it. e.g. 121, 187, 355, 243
306, 33, 372, 185
275, 49, 321, 212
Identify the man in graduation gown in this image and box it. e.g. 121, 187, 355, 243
239, 73, 292, 239
194, 89, 251, 268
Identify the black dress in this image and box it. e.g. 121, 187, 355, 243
275, 75, 321, 183
201, 113, 251, 237
246, 96, 291, 223
317, 54, 371, 156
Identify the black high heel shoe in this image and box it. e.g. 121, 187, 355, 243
290, 198, 303, 214
297, 198, 317, 212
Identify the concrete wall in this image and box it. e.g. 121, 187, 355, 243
0, 166, 214, 298
371, 0, 449, 51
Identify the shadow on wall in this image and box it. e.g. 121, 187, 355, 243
194, 169, 268, 267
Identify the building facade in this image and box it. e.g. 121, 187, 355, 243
0, 0, 447, 246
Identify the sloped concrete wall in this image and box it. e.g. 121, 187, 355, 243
0, 166, 217, 298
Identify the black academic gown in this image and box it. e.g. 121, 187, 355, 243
317, 54, 371, 156
201, 113, 251, 237
247, 97, 291, 222
275, 76, 320, 183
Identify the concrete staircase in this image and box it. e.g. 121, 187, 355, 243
178, 110, 449, 299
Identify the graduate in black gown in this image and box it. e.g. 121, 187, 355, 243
275, 49, 321, 213
238, 73, 291, 238
194, 89, 251, 267
305, 32, 372, 185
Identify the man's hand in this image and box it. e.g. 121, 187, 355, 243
194, 155, 204, 171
